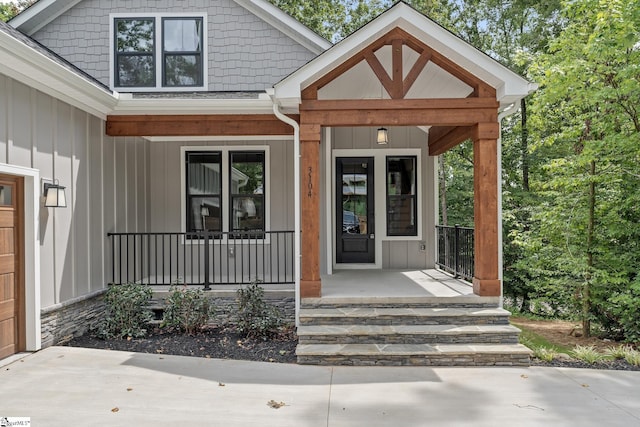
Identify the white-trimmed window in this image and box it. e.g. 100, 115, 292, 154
111, 13, 207, 91
182, 147, 269, 235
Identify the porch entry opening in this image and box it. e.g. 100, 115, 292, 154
336, 157, 375, 263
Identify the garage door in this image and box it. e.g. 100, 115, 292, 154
0, 175, 23, 359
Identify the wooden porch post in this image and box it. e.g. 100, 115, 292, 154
299, 122, 322, 298
472, 122, 501, 296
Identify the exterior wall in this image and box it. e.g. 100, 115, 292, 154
0, 74, 149, 309
326, 126, 436, 271
31, 0, 318, 91
148, 139, 294, 232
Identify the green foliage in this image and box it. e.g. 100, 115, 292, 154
162, 286, 213, 334
98, 283, 153, 339
571, 345, 605, 364
236, 281, 284, 339
605, 345, 635, 360
609, 280, 640, 342
0, 1, 34, 22
623, 348, 640, 366
533, 347, 558, 363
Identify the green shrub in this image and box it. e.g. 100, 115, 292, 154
571, 345, 604, 364
236, 281, 284, 339
624, 348, 640, 366
162, 285, 213, 334
610, 281, 640, 342
98, 283, 153, 339
533, 347, 558, 362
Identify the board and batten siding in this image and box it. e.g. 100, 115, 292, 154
0, 74, 149, 309
30, 0, 318, 92
329, 126, 436, 270
149, 139, 294, 232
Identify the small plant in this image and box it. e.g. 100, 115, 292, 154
236, 281, 284, 339
533, 347, 558, 362
571, 345, 604, 364
624, 349, 640, 366
98, 283, 153, 339
605, 345, 631, 360
162, 285, 213, 334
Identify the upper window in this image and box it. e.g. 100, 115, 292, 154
386, 156, 417, 236
112, 14, 206, 91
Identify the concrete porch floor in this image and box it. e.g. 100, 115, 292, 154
316, 269, 498, 305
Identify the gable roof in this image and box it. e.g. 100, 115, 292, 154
274, 2, 536, 111
10, 0, 332, 54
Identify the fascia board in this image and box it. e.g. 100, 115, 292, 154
9, 0, 83, 35
112, 97, 277, 115
0, 32, 117, 119
233, 0, 332, 54
275, 3, 534, 103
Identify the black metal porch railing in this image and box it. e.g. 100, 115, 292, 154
436, 225, 474, 281
107, 231, 295, 288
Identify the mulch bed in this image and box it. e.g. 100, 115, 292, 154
64, 325, 298, 364
531, 358, 640, 371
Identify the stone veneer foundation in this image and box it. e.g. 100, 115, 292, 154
40, 290, 107, 348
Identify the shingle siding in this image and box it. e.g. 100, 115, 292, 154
31, 0, 318, 91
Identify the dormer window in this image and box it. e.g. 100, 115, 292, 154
111, 14, 206, 91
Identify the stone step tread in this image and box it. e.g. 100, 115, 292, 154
299, 307, 511, 318
297, 324, 521, 336
296, 343, 532, 357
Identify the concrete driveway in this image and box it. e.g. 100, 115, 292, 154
1, 347, 639, 426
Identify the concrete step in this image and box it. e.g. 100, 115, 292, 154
298, 307, 512, 326
301, 296, 499, 309
297, 324, 521, 345
296, 343, 532, 366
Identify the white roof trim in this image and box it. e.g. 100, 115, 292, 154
0, 28, 118, 119
9, 0, 83, 35
233, 0, 332, 54
112, 97, 277, 115
274, 2, 536, 109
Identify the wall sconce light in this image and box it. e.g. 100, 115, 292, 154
377, 127, 389, 145
43, 180, 67, 208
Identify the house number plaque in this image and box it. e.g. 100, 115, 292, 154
307, 167, 313, 198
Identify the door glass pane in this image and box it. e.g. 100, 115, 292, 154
341, 162, 367, 235
0, 185, 12, 206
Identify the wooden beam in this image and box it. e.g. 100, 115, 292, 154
403, 50, 431, 97
391, 38, 404, 99
472, 124, 501, 296
300, 99, 497, 127
300, 130, 322, 297
106, 114, 298, 137
391, 28, 496, 98
364, 50, 394, 98
428, 126, 473, 156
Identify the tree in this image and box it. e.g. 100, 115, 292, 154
0, 1, 34, 22
526, 0, 640, 338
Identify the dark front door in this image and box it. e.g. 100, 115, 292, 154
336, 157, 375, 263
